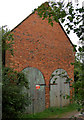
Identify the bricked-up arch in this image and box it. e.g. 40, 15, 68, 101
22, 67, 45, 114
50, 69, 70, 107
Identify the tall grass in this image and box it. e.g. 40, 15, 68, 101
21, 103, 77, 118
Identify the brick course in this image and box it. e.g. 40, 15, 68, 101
6, 11, 75, 108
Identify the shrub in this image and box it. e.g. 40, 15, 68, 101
2, 67, 30, 119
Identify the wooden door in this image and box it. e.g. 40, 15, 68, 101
50, 69, 70, 107
22, 67, 45, 113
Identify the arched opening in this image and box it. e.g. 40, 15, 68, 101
22, 67, 45, 113
50, 69, 70, 107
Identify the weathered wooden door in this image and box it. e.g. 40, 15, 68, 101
22, 67, 45, 113
50, 69, 70, 107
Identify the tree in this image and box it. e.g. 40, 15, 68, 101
2, 25, 14, 66
1, 26, 30, 119
74, 55, 84, 112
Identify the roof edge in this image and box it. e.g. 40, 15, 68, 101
11, 2, 49, 32
11, 12, 34, 32
11, 2, 76, 52
58, 22, 76, 52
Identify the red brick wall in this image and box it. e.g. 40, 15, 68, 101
6, 12, 75, 108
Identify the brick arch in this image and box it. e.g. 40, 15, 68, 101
49, 68, 69, 80
22, 66, 45, 81
49, 65, 74, 81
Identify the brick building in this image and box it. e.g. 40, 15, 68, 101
6, 3, 75, 113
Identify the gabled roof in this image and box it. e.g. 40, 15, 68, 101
58, 22, 75, 50
11, 2, 49, 32
11, 2, 76, 51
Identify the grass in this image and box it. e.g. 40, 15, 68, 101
21, 103, 77, 118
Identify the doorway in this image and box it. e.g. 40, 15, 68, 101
50, 69, 70, 107
22, 67, 45, 113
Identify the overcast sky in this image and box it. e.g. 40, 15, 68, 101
0, 0, 48, 29
0, 0, 83, 46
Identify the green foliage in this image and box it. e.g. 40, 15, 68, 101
1, 26, 14, 66
73, 57, 84, 111
1, 26, 30, 119
51, 74, 55, 79
2, 67, 30, 119
66, 78, 72, 83
22, 103, 77, 118
63, 94, 70, 99
37, 1, 67, 25
36, 1, 84, 52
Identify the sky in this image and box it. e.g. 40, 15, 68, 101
0, 0, 84, 47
